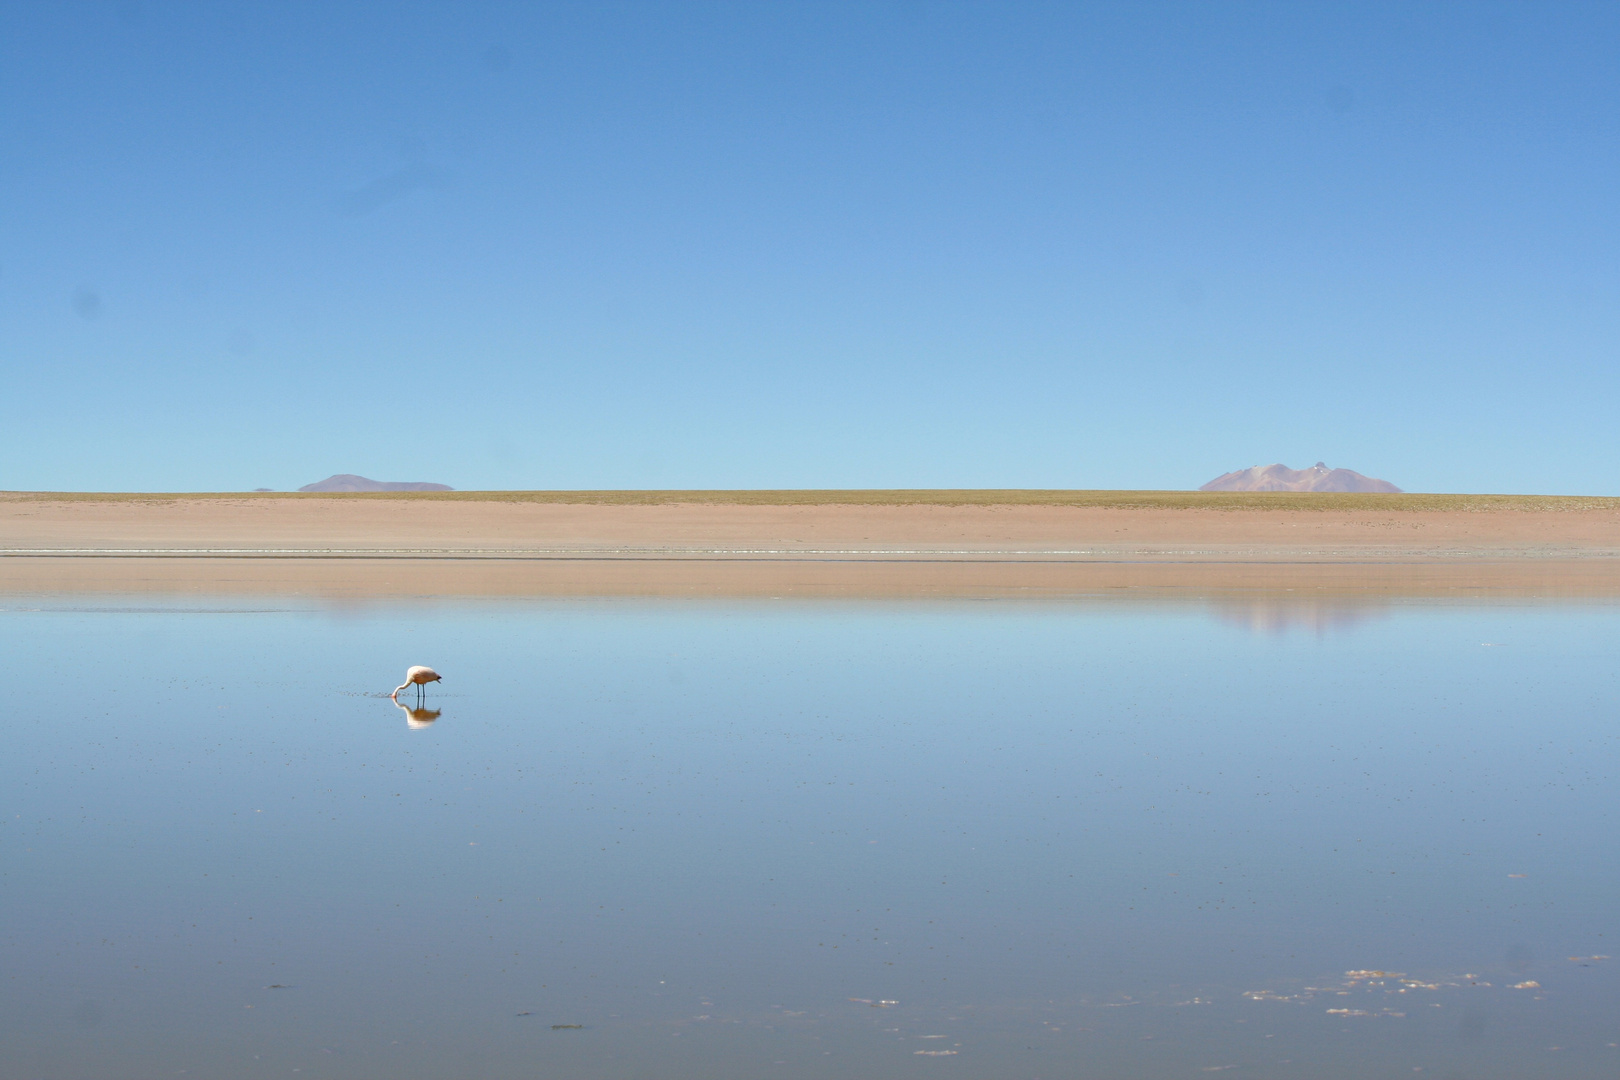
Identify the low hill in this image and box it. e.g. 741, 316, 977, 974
1200, 462, 1401, 493
298, 474, 453, 493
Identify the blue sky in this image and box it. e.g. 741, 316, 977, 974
3, 1, 1618, 493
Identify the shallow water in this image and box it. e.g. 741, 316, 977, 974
2, 597, 1616, 1079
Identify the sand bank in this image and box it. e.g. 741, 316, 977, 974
4, 492, 1620, 599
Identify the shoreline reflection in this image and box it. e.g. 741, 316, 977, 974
1207, 597, 1392, 635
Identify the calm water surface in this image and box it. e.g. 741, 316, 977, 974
2, 597, 1616, 1078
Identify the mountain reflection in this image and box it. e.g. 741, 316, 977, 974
394, 700, 441, 729
1208, 597, 1391, 635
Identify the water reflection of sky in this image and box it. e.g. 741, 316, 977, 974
2, 599, 1616, 1078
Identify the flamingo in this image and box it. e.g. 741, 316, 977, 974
392, 665, 442, 702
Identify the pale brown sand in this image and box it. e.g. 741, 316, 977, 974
4, 494, 1620, 598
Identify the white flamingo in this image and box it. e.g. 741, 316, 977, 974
392, 665, 442, 702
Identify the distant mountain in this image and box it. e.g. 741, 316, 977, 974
298, 474, 453, 493
1199, 462, 1402, 493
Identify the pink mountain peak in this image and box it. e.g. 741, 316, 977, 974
1199, 462, 1402, 493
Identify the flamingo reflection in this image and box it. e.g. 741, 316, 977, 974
394, 699, 441, 729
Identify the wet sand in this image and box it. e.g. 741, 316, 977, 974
4, 495, 1620, 598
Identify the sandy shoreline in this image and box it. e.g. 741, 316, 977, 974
5, 494, 1620, 598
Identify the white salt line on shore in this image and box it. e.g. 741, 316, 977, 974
2, 547, 1615, 560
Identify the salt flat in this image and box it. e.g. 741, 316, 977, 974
3, 492, 1620, 597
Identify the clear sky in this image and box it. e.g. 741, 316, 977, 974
4, 1, 1618, 493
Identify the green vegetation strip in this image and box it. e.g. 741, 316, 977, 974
3, 490, 1618, 511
